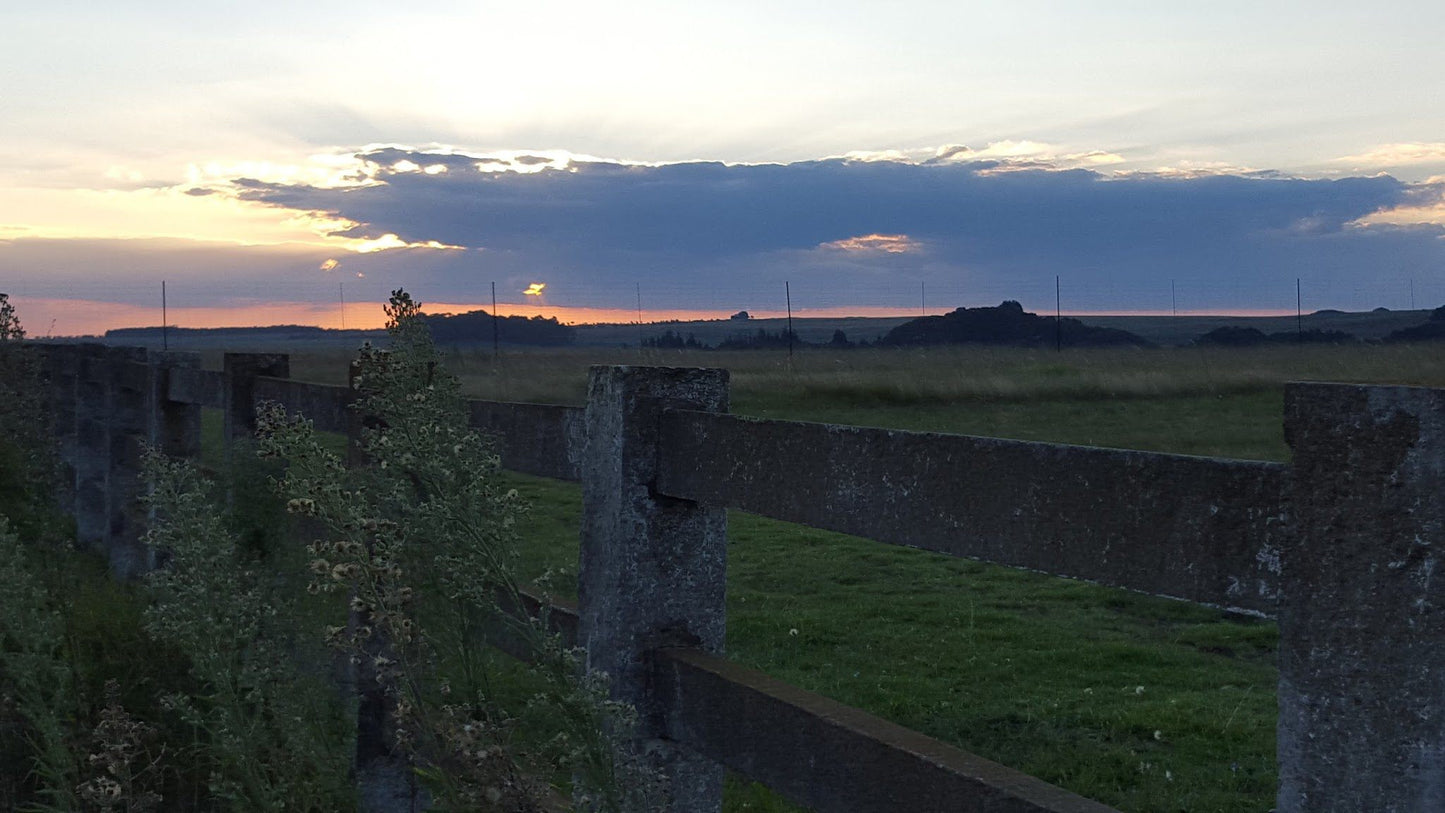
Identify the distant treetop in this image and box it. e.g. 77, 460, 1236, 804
421, 309, 574, 346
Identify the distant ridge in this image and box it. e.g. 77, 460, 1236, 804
1194, 326, 1358, 346
1385, 305, 1445, 342
103, 310, 578, 346
881, 301, 1151, 348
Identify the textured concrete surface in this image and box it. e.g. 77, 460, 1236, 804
1279, 383, 1445, 812
36, 344, 80, 513
223, 352, 289, 445
152, 352, 203, 460
106, 350, 150, 579
166, 366, 224, 408
36, 345, 200, 578
467, 400, 584, 481
73, 344, 114, 552
253, 377, 353, 434
659, 410, 1288, 615
579, 365, 729, 813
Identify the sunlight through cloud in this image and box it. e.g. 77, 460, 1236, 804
820, 234, 920, 254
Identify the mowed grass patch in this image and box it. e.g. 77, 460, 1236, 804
502, 472, 1277, 812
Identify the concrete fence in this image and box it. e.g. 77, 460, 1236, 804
30, 342, 1445, 812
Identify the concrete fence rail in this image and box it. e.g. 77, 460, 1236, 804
657, 410, 1288, 616
27, 343, 1445, 812
252, 376, 355, 434
468, 400, 585, 482
165, 365, 225, 409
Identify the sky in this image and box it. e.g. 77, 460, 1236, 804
2, 1, 1444, 335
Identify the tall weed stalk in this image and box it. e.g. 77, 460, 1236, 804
258, 289, 658, 811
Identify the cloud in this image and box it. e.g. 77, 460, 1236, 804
1337, 142, 1445, 169
229, 146, 1422, 250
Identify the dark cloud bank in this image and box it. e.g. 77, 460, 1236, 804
226, 149, 1445, 313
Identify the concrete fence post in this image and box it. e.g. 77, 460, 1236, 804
580, 365, 730, 812
37, 343, 81, 511
223, 352, 289, 448
1280, 382, 1445, 812
59, 343, 154, 577
152, 352, 203, 460
106, 345, 152, 578
73, 344, 116, 555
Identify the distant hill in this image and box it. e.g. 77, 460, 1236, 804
107, 324, 335, 340
1385, 306, 1445, 343
1195, 326, 1358, 346
421, 309, 574, 346
1078, 308, 1434, 346
881, 301, 1150, 348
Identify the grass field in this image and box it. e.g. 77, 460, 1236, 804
268, 342, 1445, 810
283, 341, 1445, 458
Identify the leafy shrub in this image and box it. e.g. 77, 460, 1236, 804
0, 293, 67, 543
141, 453, 355, 811
0, 515, 80, 811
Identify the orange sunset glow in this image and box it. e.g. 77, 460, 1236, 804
8, 294, 1306, 338
821, 233, 920, 253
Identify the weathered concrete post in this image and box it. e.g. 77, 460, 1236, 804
223, 352, 289, 448
73, 344, 114, 553
151, 352, 203, 460
37, 343, 81, 509
106, 346, 152, 578
1279, 382, 1445, 812
580, 365, 730, 812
